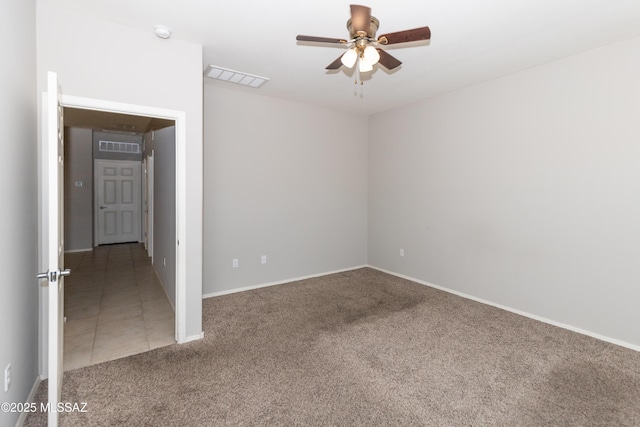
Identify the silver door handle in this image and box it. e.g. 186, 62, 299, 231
100, 206, 107, 209
36, 269, 71, 282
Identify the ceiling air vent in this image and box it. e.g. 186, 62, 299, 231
204, 65, 269, 88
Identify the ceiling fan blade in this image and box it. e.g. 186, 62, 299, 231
377, 49, 402, 70
296, 35, 348, 44
350, 4, 372, 35
325, 55, 344, 70
378, 26, 431, 45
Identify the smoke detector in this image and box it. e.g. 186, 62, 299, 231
154, 25, 172, 39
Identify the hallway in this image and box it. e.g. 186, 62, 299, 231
62, 243, 175, 371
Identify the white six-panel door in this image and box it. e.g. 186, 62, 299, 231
95, 160, 141, 245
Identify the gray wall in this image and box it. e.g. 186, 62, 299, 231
64, 127, 93, 251
203, 85, 368, 294
37, 2, 203, 340
64, 129, 145, 251
146, 126, 176, 304
0, 1, 38, 426
368, 35, 640, 348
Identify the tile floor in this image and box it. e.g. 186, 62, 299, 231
63, 243, 175, 371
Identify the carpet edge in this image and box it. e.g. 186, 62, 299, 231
367, 264, 640, 353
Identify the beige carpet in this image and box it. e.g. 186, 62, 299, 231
25, 268, 640, 426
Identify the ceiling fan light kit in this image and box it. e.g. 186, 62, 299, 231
341, 48, 358, 68
296, 4, 430, 83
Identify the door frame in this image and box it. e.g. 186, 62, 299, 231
45, 94, 189, 347
145, 152, 155, 261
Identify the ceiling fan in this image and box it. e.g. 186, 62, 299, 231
296, 4, 431, 76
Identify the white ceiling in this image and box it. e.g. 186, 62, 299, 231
42, 0, 640, 116
63, 107, 174, 133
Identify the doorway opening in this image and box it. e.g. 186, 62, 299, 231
61, 106, 178, 370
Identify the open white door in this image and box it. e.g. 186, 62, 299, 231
146, 152, 154, 261
38, 71, 68, 427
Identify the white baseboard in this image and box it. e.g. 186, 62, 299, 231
202, 265, 368, 299
368, 265, 640, 353
179, 332, 204, 344
151, 264, 175, 312
64, 248, 93, 253
16, 375, 42, 427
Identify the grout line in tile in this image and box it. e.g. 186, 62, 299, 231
64, 243, 174, 371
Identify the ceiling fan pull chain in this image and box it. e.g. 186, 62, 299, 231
354, 66, 365, 98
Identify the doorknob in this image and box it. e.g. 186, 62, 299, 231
100, 206, 107, 209
36, 269, 71, 282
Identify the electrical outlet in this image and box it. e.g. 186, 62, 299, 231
163, 257, 166, 267
4, 364, 11, 392
400, 249, 405, 257
232, 259, 239, 268
261, 255, 267, 264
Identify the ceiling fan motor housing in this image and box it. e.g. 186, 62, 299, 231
346, 16, 379, 40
